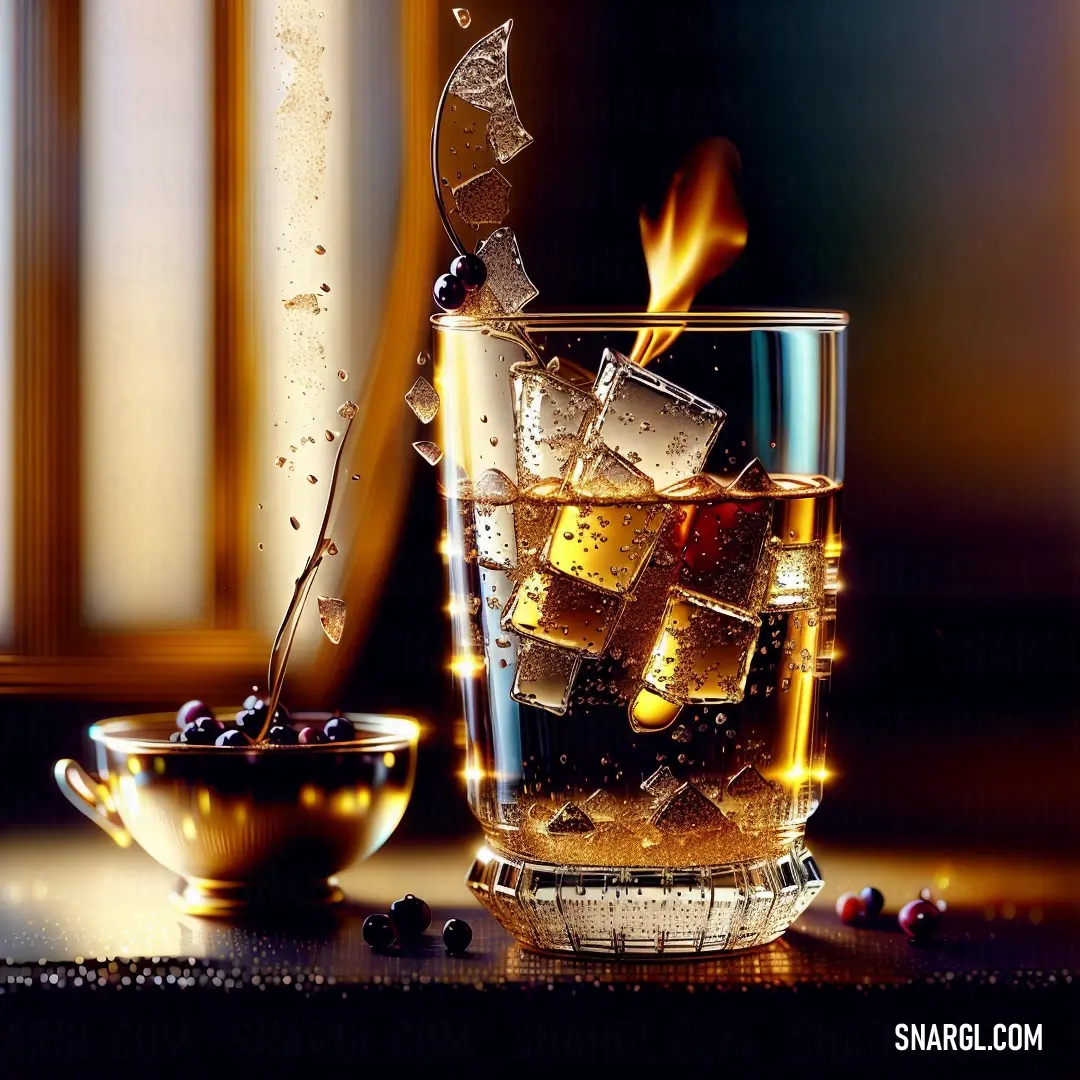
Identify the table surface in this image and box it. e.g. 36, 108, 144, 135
1, 824, 1076, 988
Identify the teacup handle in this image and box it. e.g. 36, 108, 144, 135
54, 758, 132, 848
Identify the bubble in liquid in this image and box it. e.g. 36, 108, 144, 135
489, 436, 498, 447
351, 473, 360, 481
324, 430, 335, 442
320, 283, 330, 293
306, 475, 318, 484
314, 244, 326, 255
327, 541, 339, 556
289, 516, 300, 530
416, 352, 429, 367
257, 503, 263, 510
258, 543, 264, 551
453, 7, 471, 28
337, 369, 349, 380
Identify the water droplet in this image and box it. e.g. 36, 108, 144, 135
257, 543, 264, 551
306, 474, 318, 484
314, 244, 326, 255
327, 541, 338, 556
319, 283, 330, 293
453, 6, 471, 28
324, 430, 335, 442
337, 369, 348, 381
489, 436, 498, 447
479, 414, 487, 423
351, 474, 360, 481
416, 352, 429, 367
275, 456, 286, 468
289, 516, 300, 530
257, 503, 263, 510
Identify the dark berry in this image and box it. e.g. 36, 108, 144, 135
898, 899, 941, 942
449, 253, 486, 292
442, 918, 472, 955
176, 699, 211, 730
860, 886, 885, 918
298, 726, 329, 745
322, 716, 356, 743
835, 892, 866, 925
236, 699, 283, 733
389, 894, 431, 938
267, 724, 299, 745
215, 728, 251, 748
362, 913, 396, 951
433, 272, 465, 311
181, 717, 225, 745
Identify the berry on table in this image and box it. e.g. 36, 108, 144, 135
389, 894, 431, 938
362, 913, 396, 951
449, 253, 486, 292
835, 892, 866, 925
267, 724, 299, 745
322, 716, 356, 743
215, 729, 251, 748
860, 886, 885, 918
442, 918, 473, 955
180, 717, 225, 745
176, 699, 212, 730
433, 272, 466, 311
898, 899, 941, 943
298, 726, 329, 745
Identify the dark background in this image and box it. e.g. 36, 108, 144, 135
4, 0, 1078, 859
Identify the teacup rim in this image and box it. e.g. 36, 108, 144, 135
88, 710, 420, 754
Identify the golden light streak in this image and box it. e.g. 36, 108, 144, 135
450, 654, 486, 677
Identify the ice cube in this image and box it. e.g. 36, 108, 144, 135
458, 227, 537, 318
628, 685, 683, 733
316, 596, 346, 644
546, 451, 666, 595
474, 500, 517, 570
473, 467, 518, 504
722, 765, 787, 829
513, 368, 595, 487
405, 376, 440, 424
503, 569, 624, 657
581, 789, 620, 822
642, 587, 761, 704
640, 765, 680, 801
510, 639, 581, 715
650, 783, 728, 831
678, 469, 776, 608
412, 440, 443, 466
446, 21, 533, 164
584, 349, 725, 492
451, 167, 511, 227
546, 803, 595, 834
764, 541, 826, 611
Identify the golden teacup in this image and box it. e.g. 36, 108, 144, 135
54, 710, 419, 916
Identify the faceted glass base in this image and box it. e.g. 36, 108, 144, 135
467, 839, 823, 956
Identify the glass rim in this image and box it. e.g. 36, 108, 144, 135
88, 712, 421, 753
431, 308, 849, 330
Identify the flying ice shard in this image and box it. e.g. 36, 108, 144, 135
446, 20, 533, 164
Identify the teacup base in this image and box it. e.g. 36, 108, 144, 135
169, 876, 345, 917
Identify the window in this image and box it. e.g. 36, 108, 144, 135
2, 0, 437, 700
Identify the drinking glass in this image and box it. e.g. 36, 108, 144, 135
434, 310, 846, 955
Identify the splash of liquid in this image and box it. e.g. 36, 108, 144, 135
630, 137, 747, 365
257, 410, 357, 741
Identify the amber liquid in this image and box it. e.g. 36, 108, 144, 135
453, 475, 841, 867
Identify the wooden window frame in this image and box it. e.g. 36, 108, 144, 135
4, 0, 437, 701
